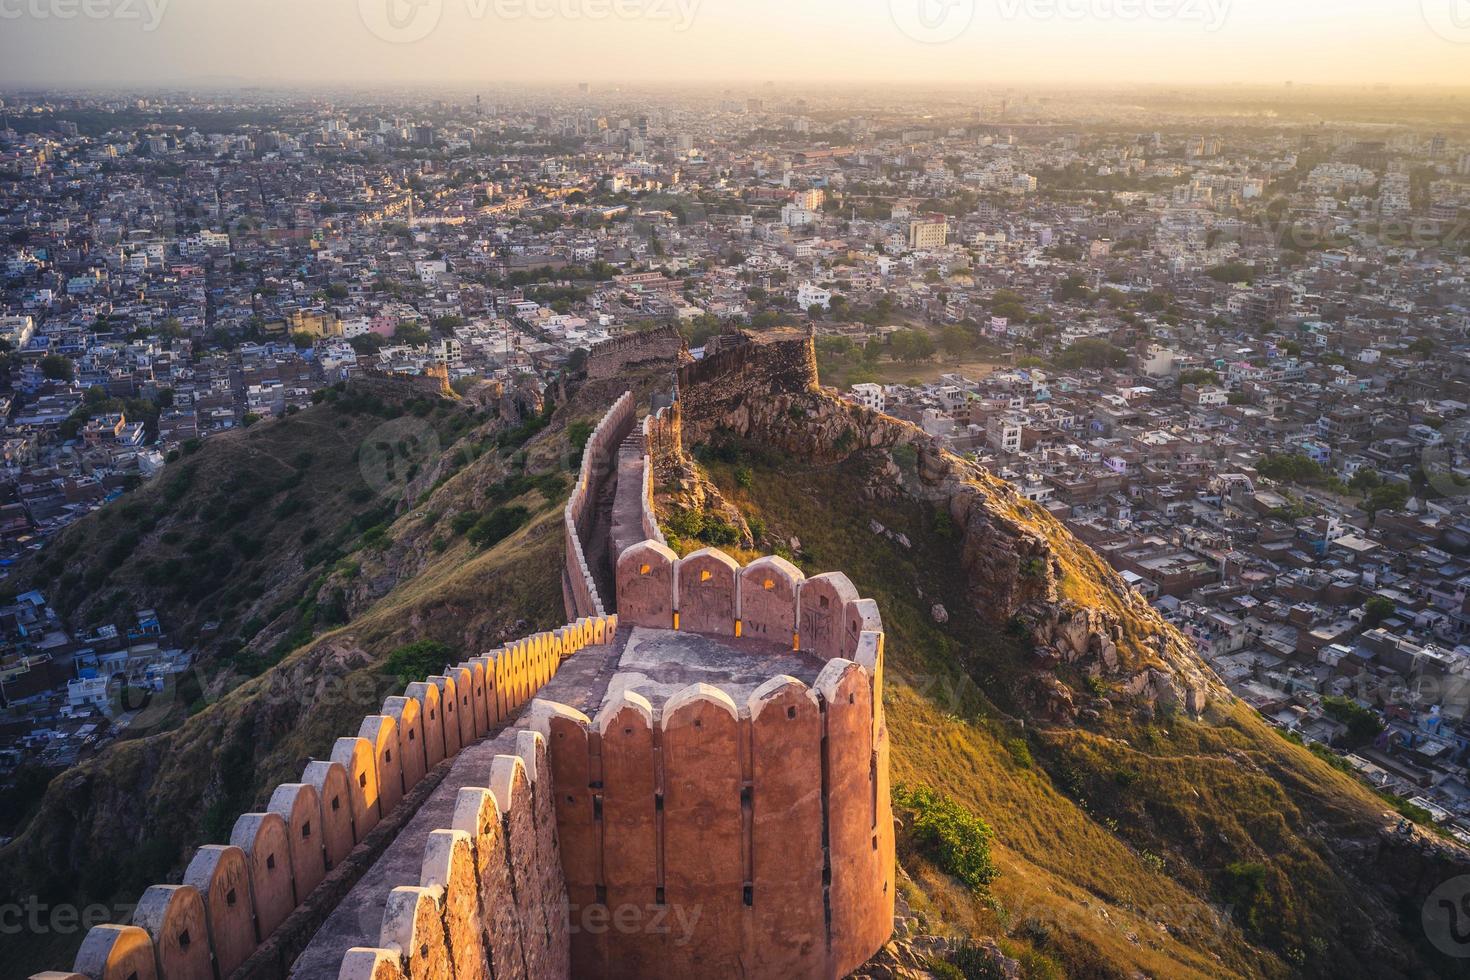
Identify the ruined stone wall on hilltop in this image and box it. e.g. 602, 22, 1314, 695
676, 328, 819, 446
563, 392, 636, 620
584, 324, 688, 381
37, 392, 898, 980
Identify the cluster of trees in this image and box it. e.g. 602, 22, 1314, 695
889, 329, 938, 364
1255, 455, 1410, 520
1177, 369, 1220, 387
1322, 695, 1386, 746
1054, 338, 1129, 370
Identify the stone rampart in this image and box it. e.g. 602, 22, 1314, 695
563, 392, 636, 619
545, 539, 894, 979
34, 614, 618, 980
583, 324, 687, 381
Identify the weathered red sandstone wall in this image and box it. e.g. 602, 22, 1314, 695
33, 614, 617, 980
565, 392, 637, 620
537, 662, 893, 980
327, 733, 574, 980
558, 540, 895, 979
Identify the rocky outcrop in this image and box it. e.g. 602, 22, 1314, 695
672, 329, 1222, 718
855, 876, 1021, 980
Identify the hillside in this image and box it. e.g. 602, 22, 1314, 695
0, 372, 646, 978
653, 346, 1470, 980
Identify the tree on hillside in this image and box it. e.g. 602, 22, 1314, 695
940, 325, 974, 361
891, 329, 937, 364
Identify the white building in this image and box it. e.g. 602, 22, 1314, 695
797, 282, 832, 310
781, 203, 817, 227
851, 383, 885, 414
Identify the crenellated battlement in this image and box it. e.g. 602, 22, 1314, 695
31, 614, 617, 980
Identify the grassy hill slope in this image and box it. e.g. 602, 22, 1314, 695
680, 440, 1466, 980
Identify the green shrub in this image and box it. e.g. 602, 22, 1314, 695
1003, 737, 1033, 769
467, 506, 531, 548
950, 943, 1007, 980
894, 785, 999, 891
381, 640, 454, 681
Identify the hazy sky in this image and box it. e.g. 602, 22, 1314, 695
1, 0, 1468, 89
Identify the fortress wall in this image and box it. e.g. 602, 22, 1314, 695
675, 329, 819, 446
564, 392, 637, 620
642, 401, 682, 485
584, 324, 686, 381
534, 650, 893, 979
41, 614, 618, 980
321, 734, 571, 980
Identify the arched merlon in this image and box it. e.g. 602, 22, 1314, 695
72, 924, 158, 980
182, 844, 256, 979
132, 884, 211, 980
616, 539, 677, 629
337, 947, 408, 980
533, 660, 893, 979
229, 811, 296, 940
302, 760, 356, 872
615, 544, 883, 657
740, 555, 804, 645
798, 572, 862, 661
268, 782, 329, 901
675, 548, 740, 637
331, 736, 382, 840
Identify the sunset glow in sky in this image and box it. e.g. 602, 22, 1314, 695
1, 0, 1468, 88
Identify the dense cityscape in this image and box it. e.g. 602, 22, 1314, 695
1, 76, 1470, 975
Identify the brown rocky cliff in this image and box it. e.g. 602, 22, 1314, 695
675, 331, 1220, 718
